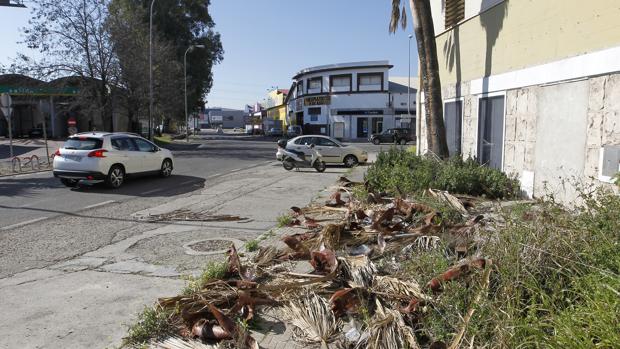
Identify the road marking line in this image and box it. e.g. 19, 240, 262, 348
229, 168, 242, 172
142, 188, 163, 195
84, 200, 116, 209
1, 216, 49, 231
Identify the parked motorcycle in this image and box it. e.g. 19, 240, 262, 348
277, 139, 326, 172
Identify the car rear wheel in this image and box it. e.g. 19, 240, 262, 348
60, 178, 78, 187
106, 165, 125, 189
372, 138, 380, 145
399, 139, 407, 145
344, 155, 359, 168
160, 159, 173, 177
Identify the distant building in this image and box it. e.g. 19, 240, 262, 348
205, 107, 245, 129
424, 0, 620, 200
285, 61, 416, 140
264, 89, 288, 131
0, 74, 129, 138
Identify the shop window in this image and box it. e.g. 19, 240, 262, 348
308, 77, 322, 94
330, 74, 352, 92
445, 0, 465, 29
358, 73, 383, 91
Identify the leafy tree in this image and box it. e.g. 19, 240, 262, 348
132, 0, 223, 114
390, 0, 449, 159
17, 0, 117, 131
107, 0, 184, 130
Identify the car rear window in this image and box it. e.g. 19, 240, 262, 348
64, 137, 103, 150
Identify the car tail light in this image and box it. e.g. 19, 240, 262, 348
54, 149, 61, 156
87, 149, 107, 158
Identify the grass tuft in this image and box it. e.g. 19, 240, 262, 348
244, 239, 259, 252
181, 261, 228, 295
123, 306, 176, 347
276, 213, 293, 228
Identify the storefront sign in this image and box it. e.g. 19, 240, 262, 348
304, 96, 331, 106
0, 86, 79, 96
336, 110, 382, 115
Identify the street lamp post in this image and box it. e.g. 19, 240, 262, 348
408, 34, 413, 121
185, 45, 205, 142
148, 0, 156, 140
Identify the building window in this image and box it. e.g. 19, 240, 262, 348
357, 73, 383, 91
308, 77, 322, 94
444, 101, 462, 156
330, 74, 352, 93
308, 107, 321, 122
297, 81, 303, 97
445, 0, 465, 29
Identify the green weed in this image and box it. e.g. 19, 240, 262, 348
276, 213, 293, 228
244, 239, 259, 252
181, 261, 228, 295
123, 306, 176, 346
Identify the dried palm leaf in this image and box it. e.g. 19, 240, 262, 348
150, 335, 220, 349
281, 292, 340, 348
339, 255, 377, 288
372, 275, 430, 302
319, 223, 346, 250
355, 299, 420, 349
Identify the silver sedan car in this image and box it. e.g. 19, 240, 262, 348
276, 135, 368, 167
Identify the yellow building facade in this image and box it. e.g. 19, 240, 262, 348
423, 0, 620, 202
265, 89, 289, 129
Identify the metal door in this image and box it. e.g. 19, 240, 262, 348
445, 101, 462, 156
477, 96, 504, 169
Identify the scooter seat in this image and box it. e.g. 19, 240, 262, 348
288, 149, 306, 161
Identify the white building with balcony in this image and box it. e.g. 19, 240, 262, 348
285, 61, 416, 141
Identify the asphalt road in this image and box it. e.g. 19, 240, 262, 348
0, 139, 278, 229
0, 136, 403, 230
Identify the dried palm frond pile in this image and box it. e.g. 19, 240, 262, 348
135, 177, 497, 349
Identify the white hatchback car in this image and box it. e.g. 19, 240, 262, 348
276, 135, 368, 167
53, 132, 174, 188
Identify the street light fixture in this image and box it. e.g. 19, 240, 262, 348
185, 44, 205, 142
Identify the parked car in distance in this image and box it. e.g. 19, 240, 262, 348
53, 132, 174, 188
267, 128, 283, 137
276, 135, 367, 167
369, 128, 414, 145
28, 127, 44, 138
286, 125, 303, 138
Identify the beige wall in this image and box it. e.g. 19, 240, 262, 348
436, 0, 620, 85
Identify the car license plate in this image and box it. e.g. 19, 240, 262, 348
65, 155, 82, 162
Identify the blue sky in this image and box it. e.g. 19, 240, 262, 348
0, 0, 419, 109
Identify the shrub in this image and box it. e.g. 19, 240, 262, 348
365, 148, 518, 199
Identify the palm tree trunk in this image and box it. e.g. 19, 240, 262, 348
409, 0, 449, 159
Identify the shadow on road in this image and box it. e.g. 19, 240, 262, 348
71, 174, 206, 197
0, 174, 205, 198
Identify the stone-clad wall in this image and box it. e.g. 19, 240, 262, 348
419, 73, 620, 201
585, 74, 620, 180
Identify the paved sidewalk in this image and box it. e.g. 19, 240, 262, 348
0, 161, 360, 349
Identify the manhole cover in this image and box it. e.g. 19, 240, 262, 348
188, 239, 231, 252
183, 238, 244, 256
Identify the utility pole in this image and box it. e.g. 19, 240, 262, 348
408, 34, 413, 122
148, 0, 156, 140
